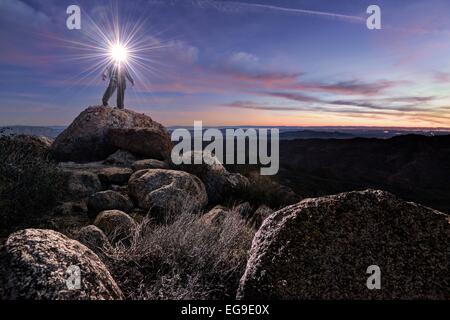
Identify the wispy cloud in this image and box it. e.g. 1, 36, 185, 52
150, 0, 365, 23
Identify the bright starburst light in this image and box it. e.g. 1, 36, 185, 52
110, 43, 128, 63
48, 2, 172, 98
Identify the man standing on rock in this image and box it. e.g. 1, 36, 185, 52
102, 62, 134, 109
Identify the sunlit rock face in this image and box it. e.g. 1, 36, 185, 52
51, 106, 171, 162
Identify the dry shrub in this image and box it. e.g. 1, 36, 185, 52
0, 134, 64, 231
105, 209, 255, 300
231, 171, 300, 209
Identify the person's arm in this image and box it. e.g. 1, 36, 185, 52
102, 66, 110, 80
125, 68, 134, 86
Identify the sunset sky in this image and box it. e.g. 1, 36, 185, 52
2, 0, 450, 127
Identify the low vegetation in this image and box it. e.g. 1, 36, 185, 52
0, 134, 64, 232
105, 209, 255, 300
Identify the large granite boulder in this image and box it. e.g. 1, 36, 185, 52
128, 169, 208, 215
175, 151, 249, 204
51, 106, 171, 162
0, 229, 123, 300
237, 190, 450, 300
107, 128, 172, 160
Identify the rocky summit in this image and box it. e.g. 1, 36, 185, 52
2, 105, 449, 301
51, 106, 171, 162
237, 190, 450, 300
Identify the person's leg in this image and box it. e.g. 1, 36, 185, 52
117, 82, 126, 109
102, 80, 117, 106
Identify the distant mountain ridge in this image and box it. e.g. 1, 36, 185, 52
3, 125, 450, 140
0, 126, 65, 138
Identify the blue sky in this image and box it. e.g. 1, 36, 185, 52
2, 0, 450, 127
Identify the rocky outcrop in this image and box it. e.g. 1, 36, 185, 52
93, 210, 136, 242
0, 229, 123, 300
87, 191, 133, 217
175, 152, 249, 204
107, 128, 172, 160
237, 190, 450, 300
128, 169, 208, 215
51, 106, 171, 162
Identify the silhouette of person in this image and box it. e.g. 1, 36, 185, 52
102, 62, 134, 109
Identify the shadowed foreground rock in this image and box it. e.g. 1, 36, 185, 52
51, 106, 171, 162
0, 229, 123, 300
237, 190, 450, 300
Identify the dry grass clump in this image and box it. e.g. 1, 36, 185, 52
105, 208, 255, 300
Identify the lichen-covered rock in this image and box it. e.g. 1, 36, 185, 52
237, 190, 450, 300
128, 169, 208, 215
0, 229, 123, 300
104, 150, 137, 167
77, 225, 112, 257
87, 191, 133, 217
51, 106, 170, 162
175, 151, 249, 204
132, 159, 168, 171
94, 210, 136, 241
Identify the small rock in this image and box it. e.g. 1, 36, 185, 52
128, 169, 208, 215
87, 191, 133, 218
201, 206, 230, 226
53, 201, 87, 216
97, 167, 133, 186
77, 225, 112, 257
63, 170, 102, 199
174, 151, 249, 204
94, 210, 136, 242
